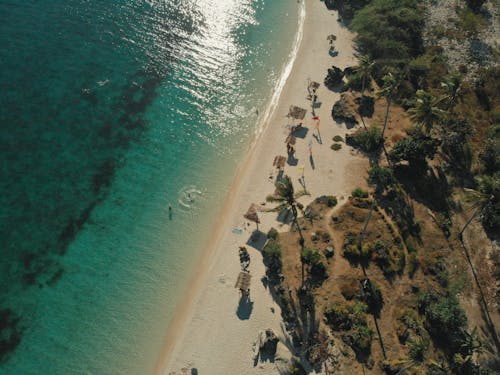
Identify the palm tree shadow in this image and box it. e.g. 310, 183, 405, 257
236, 293, 254, 320
277, 208, 293, 224
309, 154, 315, 170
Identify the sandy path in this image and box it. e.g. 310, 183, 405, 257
156, 1, 368, 374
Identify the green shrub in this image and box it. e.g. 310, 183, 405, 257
262, 240, 282, 278
408, 336, 428, 362
301, 247, 321, 265
344, 71, 364, 91
301, 247, 328, 281
371, 240, 389, 266
352, 187, 369, 198
326, 195, 338, 207
389, 127, 440, 171
465, 0, 487, 13
288, 359, 307, 375
333, 135, 343, 142
408, 253, 418, 277
332, 98, 358, 125
325, 301, 368, 331
351, 0, 424, 67
395, 307, 422, 343
419, 291, 468, 349
456, 8, 487, 36
331, 143, 342, 151
267, 227, 278, 240
405, 236, 417, 253
361, 279, 384, 313
368, 164, 396, 191
346, 127, 382, 152
340, 277, 359, 300
349, 324, 373, 353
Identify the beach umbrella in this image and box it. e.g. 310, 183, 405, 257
244, 203, 261, 230
327, 34, 337, 43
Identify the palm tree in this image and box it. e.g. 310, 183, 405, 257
267, 175, 306, 281
394, 336, 429, 374
459, 175, 497, 238
267, 175, 304, 242
458, 176, 500, 350
377, 72, 399, 140
440, 72, 463, 111
354, 54, 374, 96
408, 89, 445, 133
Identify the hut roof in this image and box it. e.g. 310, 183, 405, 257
243, 203, 261, 223
308, 81, 320, 90
235, 271, 251, 291
273, 155, 286, 169
287, 105, 307, 120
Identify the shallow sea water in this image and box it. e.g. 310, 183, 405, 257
0, 0, 301, 373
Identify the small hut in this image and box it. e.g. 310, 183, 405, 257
308, 81, 320, 93
287, 105, 307, 121
273, 155, 286, 170
285, 135, 296, 146
244, 203, 261, 230
235, 271, 252, 294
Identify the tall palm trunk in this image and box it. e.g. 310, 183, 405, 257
292, 204, 305, 283
359, 77, 368, 131
381, 96, 392, 139
458, 205, 483, 239
357, 201, 375, 277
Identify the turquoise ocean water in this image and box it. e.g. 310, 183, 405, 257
0, 0, 301, 373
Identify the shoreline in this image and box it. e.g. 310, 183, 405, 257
153, 3, 306, 373
156, 1, 368, 373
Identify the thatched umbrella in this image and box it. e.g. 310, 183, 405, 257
327, 34, 337, 44
287, 105, 307, 120
235, 271, 251, 293
244, 203, 261, 230
273, 155, 286, 170
285, 135, 296, 146
308, 81, 320, 91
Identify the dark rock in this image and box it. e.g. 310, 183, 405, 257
259, 329, 279, 357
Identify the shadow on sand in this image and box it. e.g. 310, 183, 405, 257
246, 230, 267, 251
292, 126, 309, 139
236, 292, 254, 320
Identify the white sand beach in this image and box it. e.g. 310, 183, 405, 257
156, 1, 368, 373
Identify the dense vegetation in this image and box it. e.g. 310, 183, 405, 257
266, 1, 497, 373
